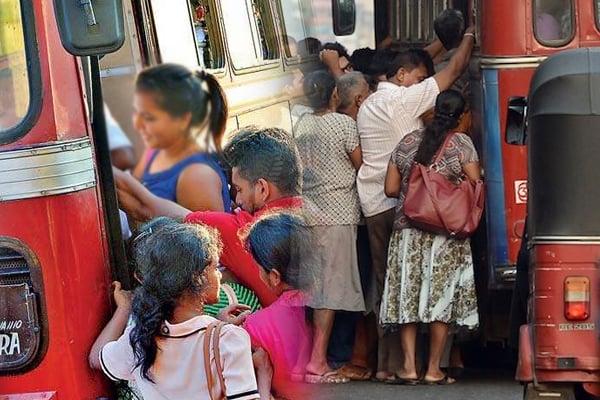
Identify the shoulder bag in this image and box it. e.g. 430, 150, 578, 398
403, 132, 485, 238
203, 321, 229, 400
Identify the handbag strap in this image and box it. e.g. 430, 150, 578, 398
203, 321, 228, 400
221, 283, 238, 305
431, 132, 456, 167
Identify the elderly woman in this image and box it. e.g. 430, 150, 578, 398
293, 70, 365, 383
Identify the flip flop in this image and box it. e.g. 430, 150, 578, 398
423, 375, 456, 385
305, 370, 350, 384
385, 373, 420, 386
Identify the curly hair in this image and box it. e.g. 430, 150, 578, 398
128, 220, 222, 382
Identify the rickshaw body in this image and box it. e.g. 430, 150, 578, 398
516, 47, 600, 399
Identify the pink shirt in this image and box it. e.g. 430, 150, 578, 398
244, 290, 312, 398
100, 315, 259, 400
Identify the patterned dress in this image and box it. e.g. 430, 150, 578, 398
380, 130, 479, 329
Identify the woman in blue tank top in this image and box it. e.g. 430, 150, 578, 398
130, 64, 231, 212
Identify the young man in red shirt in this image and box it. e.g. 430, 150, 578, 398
113, 126, 302, 306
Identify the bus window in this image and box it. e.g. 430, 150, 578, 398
333, 0, 356, 36
190, 1, 225, 70
221, 0, 279, 71
389, 0, 449, 43
277, 0, 319, 60
533, 0, 573, 46
0, 0, 30, 136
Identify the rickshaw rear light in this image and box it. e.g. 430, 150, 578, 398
564, 276, 590, 321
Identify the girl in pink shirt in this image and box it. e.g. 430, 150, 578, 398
242, 211, 316, 400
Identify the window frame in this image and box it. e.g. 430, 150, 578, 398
0, 0, 42, 146
595, 0, 600, 32
532, 0, 575, 48
275, 0, 320, 65
219, 0, 281, 74
188, 0, 227, 73
332, 0, 356, 36
390, 0, 450, 44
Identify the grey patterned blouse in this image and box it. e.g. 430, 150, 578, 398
294, 112, 361, 226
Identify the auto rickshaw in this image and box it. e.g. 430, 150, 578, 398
513, 48, 600, 399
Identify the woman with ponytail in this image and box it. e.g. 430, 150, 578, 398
130, 63, 231, 212
89, 219, 259, 400
380, 89, 481, 385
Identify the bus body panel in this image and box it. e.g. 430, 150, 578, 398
0, 190, 113, 398
0, 1, 113, 397
532, 244, 600, 383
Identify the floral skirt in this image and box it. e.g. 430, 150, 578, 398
380, 228, 479, 329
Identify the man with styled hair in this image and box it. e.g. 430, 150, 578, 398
113, 126, 302, 306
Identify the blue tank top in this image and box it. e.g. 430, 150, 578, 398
142, 151, 231, 212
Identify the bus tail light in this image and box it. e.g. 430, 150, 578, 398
564, 276, 590, 321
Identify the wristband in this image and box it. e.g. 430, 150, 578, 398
464, 32, 475, 38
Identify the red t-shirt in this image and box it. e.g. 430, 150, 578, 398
184, 197, 302, 306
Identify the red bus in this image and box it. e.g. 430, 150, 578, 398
374, 1, 600, 397
0, 0, 375, 397
0, 1, 129, 398
372, 0, 600, 340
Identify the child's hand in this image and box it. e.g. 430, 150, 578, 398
217, 303, 251, 325
112, 281, 132, 311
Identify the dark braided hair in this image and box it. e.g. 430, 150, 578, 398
414, 89, 466, 165
135, 63, 228, 151
128, 220, 222, 382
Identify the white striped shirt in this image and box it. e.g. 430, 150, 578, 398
356, 78, 440, 217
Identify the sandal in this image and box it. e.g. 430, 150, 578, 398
385, 373, 420, 386
338, 364, 373, 381
423, 375, 456, 385
305, 370, 350, 384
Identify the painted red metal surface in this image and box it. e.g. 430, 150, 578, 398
0, 1, 113, 398
515, 324, 533, 382
0, 392, 57, 399
532, 244, 600, 384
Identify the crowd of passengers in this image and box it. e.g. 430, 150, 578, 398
89, 8, 482, 400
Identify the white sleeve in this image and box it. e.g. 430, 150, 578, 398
219, 325, 260, 400
104, 104, 132, 150
99, 328, 135, 382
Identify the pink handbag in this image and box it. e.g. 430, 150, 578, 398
403, 133, 485, 238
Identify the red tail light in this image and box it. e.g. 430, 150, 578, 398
564, 276, 590, 321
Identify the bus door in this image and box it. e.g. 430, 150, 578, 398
0, 1, 125, 397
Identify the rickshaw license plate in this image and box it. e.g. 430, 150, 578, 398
558, 323, 595, 331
